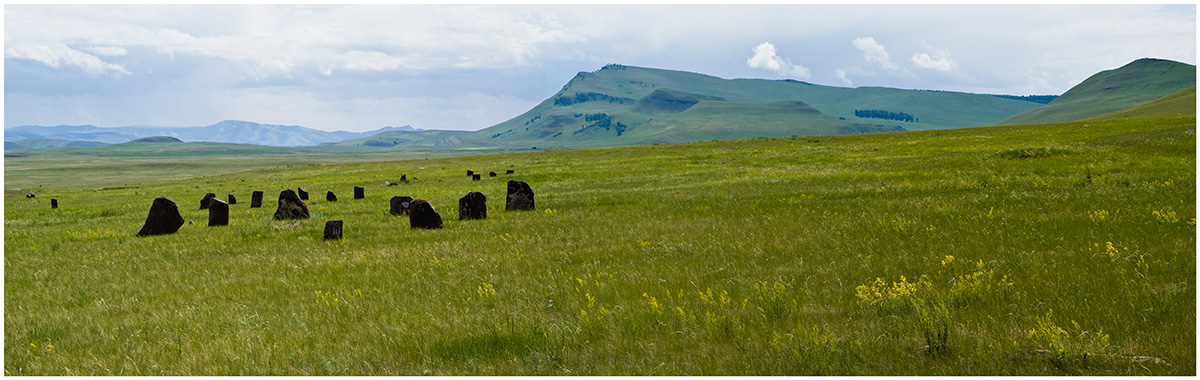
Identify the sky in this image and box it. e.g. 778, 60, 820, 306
4, 4, 1196, 132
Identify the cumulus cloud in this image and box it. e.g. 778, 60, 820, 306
911, 44, 957, 71
746, 42, 812, 79
833, 68, 852, 86
851, 37, 898, 70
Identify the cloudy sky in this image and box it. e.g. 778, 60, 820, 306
5, 4, 1195, 132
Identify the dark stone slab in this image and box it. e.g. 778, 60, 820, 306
297, 187, 309, 200
251, 191, 264, 208
401, 174, 407, 181
274, 189, 310, 220
51, 199, 58, 209
208, 198, 229, 227
227, 194, 237, 205
409, 199, 443, 229
506, 169, 515, 174
489, 172, 497, 177
467, 170, 474, 177
506, 180, 535, 211
472, 174, 481, 181
324, 220, 343, 240
458, 192, 487, 220
354, 186, 365, 199
390, 196, 414, 216
200, 193, 216, 209
137, 196, 185, 236
25, 193, 35, 198
327, 191, 337, 202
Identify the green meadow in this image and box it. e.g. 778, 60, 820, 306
4, 115, 1195, 375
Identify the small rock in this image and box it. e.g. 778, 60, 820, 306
459, 192, 487, 220
251, 191, 264, 208
390, 196, 414, 216
472, 174, 481, 181
227, 194, 237, 205
489, 172, 497, 177
467, 170, 474, 177
506, 180, 535, 211
25, 193, 35, 198
208, 198, 229, 227
506, 169, 515, 174
200, 193, 216, 209
51, 199, 58, 209
401, 174, 407, 181
409, 199, 443, 229
354, 186, 365, 199
324, 220, 343, 240
327, 191, 338, 202
274, 189, 310, 220
297, 187, 309, 201
137, 196, 185, 236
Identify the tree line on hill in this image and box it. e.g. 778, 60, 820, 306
854, 109, 917, 123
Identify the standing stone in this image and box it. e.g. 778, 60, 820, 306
324, 220, 343, 240
506, 180, 535, 211
390, 196, 414, 216
50, 199, 58, 209
251, 191, 264, 208
401, 174, 407, 181
227, 194, 237, 205
327, 191, 338, 202
458, 192, 487, 220
472, 174, 481, 181
409, 199, 444, 229
208, 198, 229, 227
297, 187, 309, 200
489, 172, 497, 177
25, 193, 35, 198
137, 196, 185, 236
354, 186, 365, 199
274, 189, 310, 220
506, 169, 515, 174
467, 170, 474, 177
200, 193, 217, 209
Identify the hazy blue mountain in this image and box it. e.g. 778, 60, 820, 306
4, 121, 420, 148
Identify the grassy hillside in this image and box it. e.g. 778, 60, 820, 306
4, 138, 109, 151
1089, 86, 1196, 121
5, 114, 1193, 375
998, 59, 1196, 125
460, 65, 1042, 150
331, 129, 473, 148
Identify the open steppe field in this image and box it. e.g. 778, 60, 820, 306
4, 115, 1195, 375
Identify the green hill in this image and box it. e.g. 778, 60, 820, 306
997, 58, 1196, 125
439, 64, 1044, 149
1088, 85, 1196, 121
4, 138, 108, 151
331, 129, 472, 148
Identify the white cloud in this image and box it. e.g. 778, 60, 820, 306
85, 46, 127, 57
911, 44, 957, 71
833, 68, 852, 86
5, 42, 129, 76
746, 42, 811, 79
851, 37, 898, 70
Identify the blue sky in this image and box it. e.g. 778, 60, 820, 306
4, 4, 1195, 132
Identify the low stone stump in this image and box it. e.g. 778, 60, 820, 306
227, 194, 237, 205
409, 199, 443, 229
137, 196, 185, 236
324, 220, 343, 240
354, 186, 365, 199
25, 193, 35, 198
506, 180, 535, 211
51, 199, 58, 209
459, 192, 487, 220
390, 196, 414, 215
251, 191, 264, 208
274, 189, 310, 220
208, 198, 229, 226
506, 169, 515, 174
472, 174, 481, 181
327, 191, 338, 201
467, 170, 474, 177
489, 172, 497, 177
200, 193, 217, 209
297, 187, 309, 200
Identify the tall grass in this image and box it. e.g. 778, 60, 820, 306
4, 115, 1195, 375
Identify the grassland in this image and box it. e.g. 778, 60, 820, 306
4, 115, 1195, 375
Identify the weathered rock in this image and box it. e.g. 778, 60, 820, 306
472, 174, 481, 181
390, 196, 414, 216
387, 182, 398, 186
327, 191, 338, 202
25, 193, 35, 198
489, 172, 497, 177
227, 194, 237, 205
506, 180, 535, 211
401, 174, 407, 181
409, 199, 443, 229
354, 186, 365, 199
251, 191, 264, 208
297, 187, 309, 200
274, 189, 310, 219
506, 169, 515, 174
208, 198, 229, 227
467, 170, 474, 177
324, 220, 343, 240
458, 192, 487, 220
137, 196, 185, 236
200, 193, 217, 209
51, 199, 58, 209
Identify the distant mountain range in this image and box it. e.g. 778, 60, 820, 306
4, 120, 422, 149
8, 58, 1195, 154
